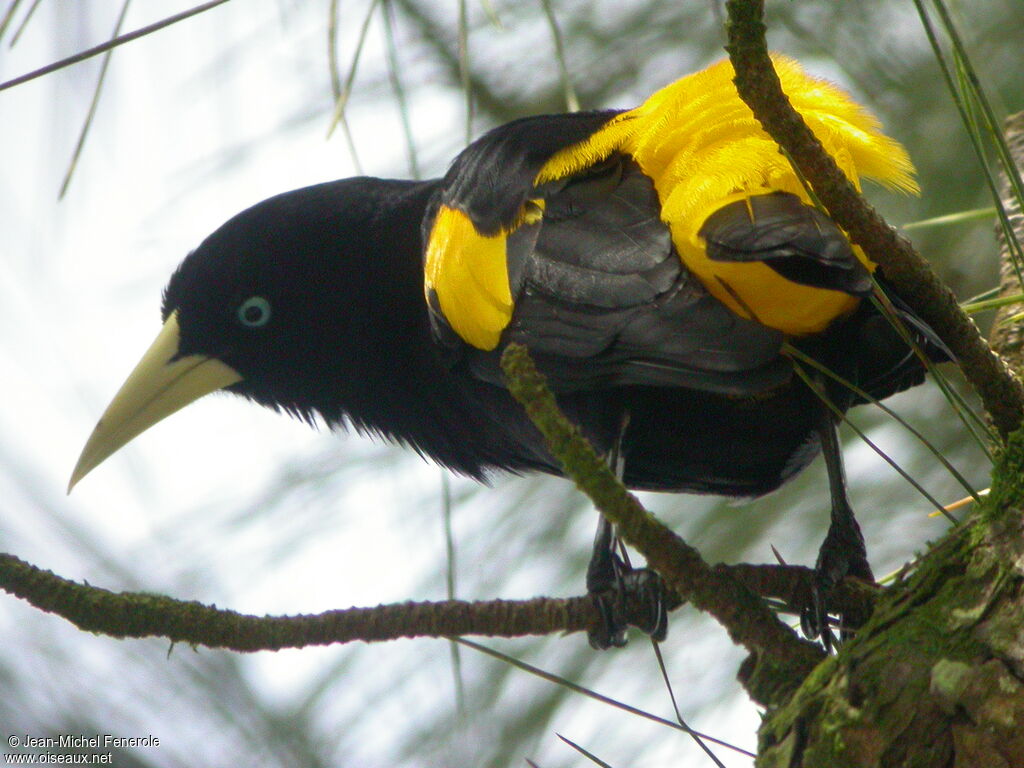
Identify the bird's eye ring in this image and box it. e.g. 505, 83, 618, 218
237, 296, 272, 328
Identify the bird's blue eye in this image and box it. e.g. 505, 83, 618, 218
237, 296, 272, 328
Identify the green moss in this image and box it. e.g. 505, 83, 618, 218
930, 658, 973, 712
756, 504, 1007, 765
987, 427, 1024, 521
757, 418, 1024, 764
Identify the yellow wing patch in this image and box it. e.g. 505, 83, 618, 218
541, 56, 916, 226
424, 205, 513, 351
430, 56, 917, 343
534, 55, 918, 336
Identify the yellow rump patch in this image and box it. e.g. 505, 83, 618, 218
424, 205, 514, 351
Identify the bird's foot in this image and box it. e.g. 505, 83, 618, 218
800, 522, 875, 652
587, 552, 671, 650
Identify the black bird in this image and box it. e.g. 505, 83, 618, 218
70, 58, 948, 648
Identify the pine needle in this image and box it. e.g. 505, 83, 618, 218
783, 343, 983, 504
868, 288, 996, 460
455, 638, 755, 759
6, 0, 37, 47
901, 206, 996, 231
928, 487, 989, 518
913, 0, 1024, 285
59, 0, 131, 200
458, 0, 472, 144
479, 0, 502, 29
961, 292, 1024, 315
930, 1, 1024, 254
326, 0, 363, 173
0, 0, 24, 43
539, 0, 578, 112
790, 362, 962, 524
325, 0, 379, 177
650, 640, 726, 768
381, 0, 420, 179
556, 734, 616, 768
440, 470, 466, 717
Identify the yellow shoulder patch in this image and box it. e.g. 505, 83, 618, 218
424, 205, 513, 351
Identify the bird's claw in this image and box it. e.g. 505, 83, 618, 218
587, 563, 670, 650
800, 522, 874, 651
589, 591, 629, 649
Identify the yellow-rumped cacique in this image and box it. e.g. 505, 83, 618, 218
69, 56, 949, 649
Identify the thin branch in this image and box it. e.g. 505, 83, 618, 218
0, 549, 870, 654
0, 551, 594, 649
725, 0, 1024, 438
499, 344, 825, 707
0, 0, 232, 93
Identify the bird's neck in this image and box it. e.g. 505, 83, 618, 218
309, 179, 549, 477
314, 178, 441, 417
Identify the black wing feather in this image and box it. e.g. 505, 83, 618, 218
439, 110, 622, 235
441, 152, 792, 395
701, 192, 874, 296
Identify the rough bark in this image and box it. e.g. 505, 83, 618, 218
990, 112, 1024, 376
757, 435, 1024, 767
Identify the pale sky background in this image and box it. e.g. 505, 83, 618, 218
0, 2, 999, 766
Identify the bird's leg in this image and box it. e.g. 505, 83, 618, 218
800, 388, 875, 651
586, 515, 628, 648
586, 413, 670, 650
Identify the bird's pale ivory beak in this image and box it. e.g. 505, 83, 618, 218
68, 311, 243, 492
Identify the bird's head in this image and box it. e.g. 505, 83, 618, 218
69, 179, 425, 491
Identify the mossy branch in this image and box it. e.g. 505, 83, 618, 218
0, 550, 870, 654
725, 0, 1024, 438
0, 551, 595, 648
499, 343, 826, 706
